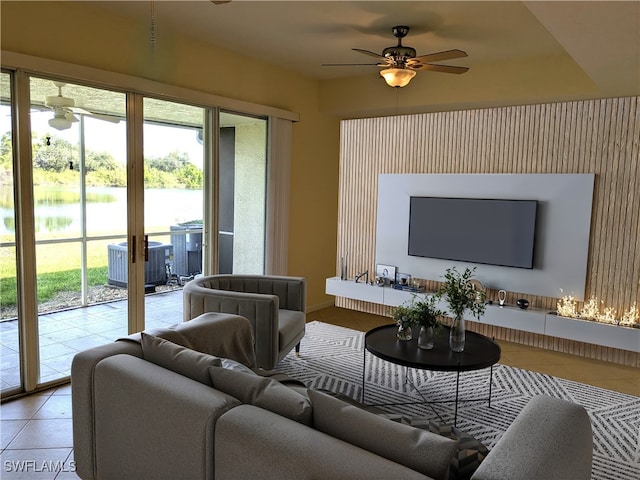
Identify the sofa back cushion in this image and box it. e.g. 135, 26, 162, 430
308, 389, 458, 480
209, 366, 313, 426
141, 332, 222, 387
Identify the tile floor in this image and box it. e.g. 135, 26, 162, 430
1, 304, 638, 479
1, 384, 78, 479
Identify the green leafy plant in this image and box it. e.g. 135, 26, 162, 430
438, 267, 486, 320
392, 294, 445, 330
413, 294, 445, 328
391, 301, 417, 329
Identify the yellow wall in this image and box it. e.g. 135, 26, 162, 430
1, 1, 340, 310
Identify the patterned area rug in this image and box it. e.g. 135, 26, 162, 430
276, 321, 640, 480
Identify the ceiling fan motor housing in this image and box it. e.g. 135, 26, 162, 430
384, 26, 416, 64
392, 26, 410, 39
382, 45, 417, 60
46, 95, 74, 108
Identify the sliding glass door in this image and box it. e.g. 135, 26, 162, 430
1, 70, 271, 395
0, 71, 21, 394
29, 78, 128, 383
142, 98, 206, 328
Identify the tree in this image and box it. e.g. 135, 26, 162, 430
177, 162, 203, 189
32, 135, 78, 173
146, 151, 189, 173
85, 151, 120, 172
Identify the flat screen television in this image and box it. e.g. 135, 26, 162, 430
408, 197, 538, 269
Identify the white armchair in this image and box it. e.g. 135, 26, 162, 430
183, 274, 306, 370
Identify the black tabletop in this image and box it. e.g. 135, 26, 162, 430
365, 324, 501, 372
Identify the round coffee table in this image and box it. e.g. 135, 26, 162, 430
363, 324, 501, 425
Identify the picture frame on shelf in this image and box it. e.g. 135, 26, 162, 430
375, 264, 396, 285
396, 272, 411, 286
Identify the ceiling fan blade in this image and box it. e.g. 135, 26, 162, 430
69, 107, 121, 123
353, 48, 386, 59
410, 49, 468, 64
87, 113, 121, 124
322, 63, 382, 67
64, 111, 79, 123
411, 63, 470, 74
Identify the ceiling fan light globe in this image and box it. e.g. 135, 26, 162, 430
380, 68, 416, 87
49, 116, 73, 130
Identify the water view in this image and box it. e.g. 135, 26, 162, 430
0, 186, 203, 237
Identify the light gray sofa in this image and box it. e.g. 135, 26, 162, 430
183, 274, 306, 370
71, 313, 593, 480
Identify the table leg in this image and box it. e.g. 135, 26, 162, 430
488, 364, 494, 408
361, 347, 366, 403
454, 368, 461, 427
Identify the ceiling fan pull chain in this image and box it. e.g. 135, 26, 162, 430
150, 1, 156, 50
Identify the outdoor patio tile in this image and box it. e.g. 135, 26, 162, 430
0, 329, 19, 344
1, 370, 21, 390
39, 343, 78, 362
1, 291, 183, 388
0, 321, 19, 332
60, 335, 111, 352
41, 354, 75, 377
38, 364, 60, 382
37, 322, 77, 336
42, 327, 93, 344
76, 319, 123, 334
38, 336, 57, 347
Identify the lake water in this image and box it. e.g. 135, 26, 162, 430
1, 186, 203, 237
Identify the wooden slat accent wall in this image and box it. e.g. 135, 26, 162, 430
336, 97, 640, 366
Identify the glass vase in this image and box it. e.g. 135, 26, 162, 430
449, 314, 465, 352
417, 325, 435, 350
397, 324, 413, 341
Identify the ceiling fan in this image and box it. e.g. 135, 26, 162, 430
324, 26, 469, 87
44, 82, 120, 131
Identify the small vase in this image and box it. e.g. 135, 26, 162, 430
397, 324, 413, 341
450, 314, 465, 352
417, 325, 434, 350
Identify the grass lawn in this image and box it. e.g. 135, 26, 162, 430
0, 239, 116, 308
0, 266, 108, 307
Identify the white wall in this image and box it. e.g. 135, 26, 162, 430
375, 173, 594, 300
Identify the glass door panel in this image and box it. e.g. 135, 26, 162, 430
0, 71, 21, 394
219, 112, 267, 274
29, 77, 127, 384
143, 98, 205, 329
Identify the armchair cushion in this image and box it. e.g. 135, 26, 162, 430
183, 275, 306, 370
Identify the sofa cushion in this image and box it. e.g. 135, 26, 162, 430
381, 414, 489, 480
308, 389, 458, 480
220, 357, 256, 375
140, 332, 221, 387
209, 366, 312, 426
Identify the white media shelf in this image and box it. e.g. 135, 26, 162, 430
326, 277, 640, 353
